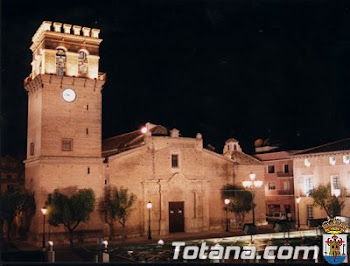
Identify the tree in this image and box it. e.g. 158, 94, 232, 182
310, 184, 345, 218
98, 186, 136, 239
221, 184, 252, 227
46, 188, 95, 247
0, 188, 36, 240
98, 186, 115, 240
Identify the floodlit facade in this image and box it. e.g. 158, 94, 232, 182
293, 139, 350, 228
24, 21, 106, 241
24, 22, 266, 243
255, 151, 297, 220
103, 128, 266, 236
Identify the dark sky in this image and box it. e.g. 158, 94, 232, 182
2, 0, 350, 158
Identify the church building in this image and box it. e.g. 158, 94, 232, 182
24, 21, 266, 243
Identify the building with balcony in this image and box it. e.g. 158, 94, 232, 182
293, 138, 350, 228
255, 150, 298, 220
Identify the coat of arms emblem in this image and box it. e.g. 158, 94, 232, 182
322, 218, 348, 265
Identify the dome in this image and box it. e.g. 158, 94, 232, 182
225, 138, 238, 143
254, 139, 264, 147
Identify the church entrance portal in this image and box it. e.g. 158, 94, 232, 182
169, 202, 184, 233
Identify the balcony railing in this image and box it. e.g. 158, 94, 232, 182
277, 171, 293, 177
277, 189, 294, 195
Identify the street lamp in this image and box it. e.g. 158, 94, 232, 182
242, 173, 263, 225
146, 201, 152, 240
296, 197, 301, 230
41, 206, 47, 250
249, 172, 256, 180
141, 126, 147, 134
224, 198, 230, 232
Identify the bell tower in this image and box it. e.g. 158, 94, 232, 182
24, 21, 106, 238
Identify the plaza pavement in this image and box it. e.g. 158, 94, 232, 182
1, 225, 324, 263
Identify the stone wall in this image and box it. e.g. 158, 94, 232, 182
106, 136, 267, 238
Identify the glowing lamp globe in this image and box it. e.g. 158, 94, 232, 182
41, 207, 47, 215
146, 202, 152, 209
242, 181, 252, 188
141, 126, 147, 134
253, 180, 263, 188
249, 172, 256, 180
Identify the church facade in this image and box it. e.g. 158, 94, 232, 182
24, 22, 266, 243
103, 124, 267, 237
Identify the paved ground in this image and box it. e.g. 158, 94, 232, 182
3, 224, 302, 263
2, 225, 276, 251
102, 224, 276, 247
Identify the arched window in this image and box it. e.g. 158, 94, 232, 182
78, 50, 88, 75
56, 48, 66, 76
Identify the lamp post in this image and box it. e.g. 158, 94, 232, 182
48, 225, 51, 241
224, 198, 230, 232
41, 207, 47, 250
242, 172, 263, 225
146, 202, 152, 240
296, 197, 301, 230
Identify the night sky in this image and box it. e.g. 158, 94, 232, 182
2, 0, 350, 158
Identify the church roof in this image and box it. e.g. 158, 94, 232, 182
254, 151, 299, 161
294, 138, 350, 156
103, 124, 262, 166
102, 124, 169, 156
229, 151, 264, 165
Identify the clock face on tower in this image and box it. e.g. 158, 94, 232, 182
62, 88, 76, 102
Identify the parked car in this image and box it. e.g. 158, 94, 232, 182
266, 212, 287, 222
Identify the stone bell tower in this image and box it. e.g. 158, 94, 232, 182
24, 21, 106, 240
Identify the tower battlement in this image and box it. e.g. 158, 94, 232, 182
32, 21, 100, 47
28, 21, 104, 80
